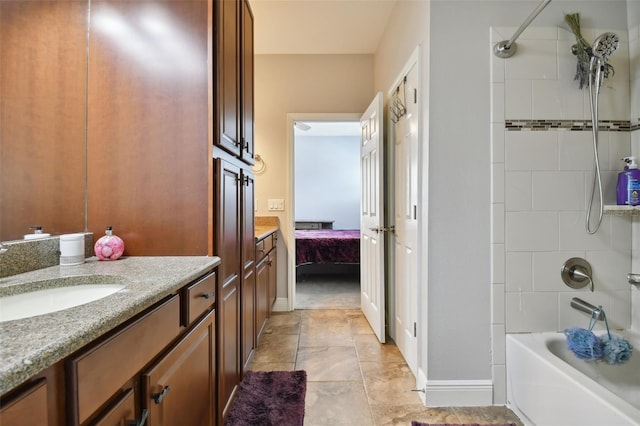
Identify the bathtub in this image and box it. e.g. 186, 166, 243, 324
506, 331, 640, 426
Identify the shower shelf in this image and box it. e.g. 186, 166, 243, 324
603, 205, 640, 216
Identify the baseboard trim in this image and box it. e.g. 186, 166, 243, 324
416, 368, 428, 404
424, 379, 493, 407
272, 297, 289, 312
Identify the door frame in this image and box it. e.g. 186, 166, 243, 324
285, 112, 362, 311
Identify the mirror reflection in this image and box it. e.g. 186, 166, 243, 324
0, 0, 88, 242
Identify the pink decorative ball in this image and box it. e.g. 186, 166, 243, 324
94, 228, 125, 261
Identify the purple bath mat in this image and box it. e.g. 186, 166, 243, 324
225, 370, 307, 426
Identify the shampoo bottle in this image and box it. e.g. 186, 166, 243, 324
617, 157, 640, 206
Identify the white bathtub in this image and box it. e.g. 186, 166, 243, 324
506, 331, 640, 426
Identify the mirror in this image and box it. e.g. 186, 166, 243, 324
0, 0, 89, 242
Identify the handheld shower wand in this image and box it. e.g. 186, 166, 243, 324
585, 32, 619, 234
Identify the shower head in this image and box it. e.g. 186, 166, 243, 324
591, 32, 619, 61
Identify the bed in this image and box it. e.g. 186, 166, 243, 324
295, 229, 360, 266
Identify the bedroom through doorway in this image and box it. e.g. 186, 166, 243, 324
293, 120, 361, 310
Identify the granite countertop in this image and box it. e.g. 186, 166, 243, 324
0, 256, 220, 396
255, 216, 278, 242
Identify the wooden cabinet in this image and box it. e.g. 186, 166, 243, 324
213, 158, 242, 423
255, 256, 269, 339
142, 309, 215, 426
255, 232, 277, 340
213, 0, 255, 421
215, 0, 254, 164
0, 379, 49, 426
63, 271, 216, 426
241, 0, 254, 164
268, 246, 278, 313
241, 172, 256, 369
67, 296, 181, 426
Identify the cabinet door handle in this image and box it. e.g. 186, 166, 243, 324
152, 385, 170, 404
128, 408, 149, 426
198, 292, 215, 300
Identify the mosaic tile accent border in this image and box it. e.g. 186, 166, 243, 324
505, 119, 636, 131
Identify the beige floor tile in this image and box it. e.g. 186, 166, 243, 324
296, 346, 362, 382
349, 313, 375, 335
354, 334, 407, 364
250, 333, 299, 364
360, 361, 422, 406
245, 361, 295, 372
305, 381, 374, 426
370, 405, 459, 426
262, 311, 302, 335
300, 313, 354, 347
453, 406, 523, 425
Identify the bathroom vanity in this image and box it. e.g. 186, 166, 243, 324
0, 256, 220, 426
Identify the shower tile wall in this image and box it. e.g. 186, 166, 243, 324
490, 26, 633, 404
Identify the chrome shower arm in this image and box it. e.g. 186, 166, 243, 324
494, 0, 552, 58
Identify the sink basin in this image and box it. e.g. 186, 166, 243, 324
0, 278, 125, 322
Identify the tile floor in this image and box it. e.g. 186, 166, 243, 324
295, 273, 361, 310
248, 309, 524, 426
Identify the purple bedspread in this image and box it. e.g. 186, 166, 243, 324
295, 230, 360, 266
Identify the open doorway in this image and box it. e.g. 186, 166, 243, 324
292, 120, 361, 309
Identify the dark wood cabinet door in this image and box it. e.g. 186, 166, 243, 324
241, 267, 256, 369
240, 0, 254, 164
213, 158, 241, 423
268, 248, 277, 313
93, 388, 136, 426
142, 309, 215, 426
255, 256, 269, 340
215, 0, 240, 156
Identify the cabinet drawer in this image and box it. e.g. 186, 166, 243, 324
255, 234, 273, 260
67, 295, 181, 425
0, 379, 48, 426
182, 272, 216, 326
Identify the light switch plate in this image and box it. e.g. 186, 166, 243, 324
267, 199, 285, 211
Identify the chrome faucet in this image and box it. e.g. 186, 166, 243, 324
628, 273, 640, 285
570, 297, 604, 321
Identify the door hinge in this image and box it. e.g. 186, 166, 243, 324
414, 88, 417, 104
413, 322, 417, 337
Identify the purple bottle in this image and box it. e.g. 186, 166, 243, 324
617, 157, 640, 205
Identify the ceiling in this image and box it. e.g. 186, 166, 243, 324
250, 0, 398, 54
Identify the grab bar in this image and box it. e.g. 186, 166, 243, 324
570, 297, 603, 321
494, 0, 552, 58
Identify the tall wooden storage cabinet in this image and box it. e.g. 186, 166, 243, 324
213, 0, 255, 423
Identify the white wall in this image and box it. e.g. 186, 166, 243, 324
294, 134, 361, 230
428, 0, 630, 403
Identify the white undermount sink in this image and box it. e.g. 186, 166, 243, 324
0, 277, 125, 322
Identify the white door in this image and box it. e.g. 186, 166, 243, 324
393, 65, 419, 375
360, 92, 386, 343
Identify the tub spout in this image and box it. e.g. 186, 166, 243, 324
570, 297, 603, 321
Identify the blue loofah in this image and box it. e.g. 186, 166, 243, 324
600, 334, 633, 365
564, 327, 604, 360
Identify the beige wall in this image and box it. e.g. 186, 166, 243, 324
254, 54, 374, 302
